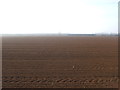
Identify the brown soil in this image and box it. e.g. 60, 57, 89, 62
2, 36, 118, 88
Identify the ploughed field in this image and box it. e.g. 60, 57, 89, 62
2, 36, 118, 88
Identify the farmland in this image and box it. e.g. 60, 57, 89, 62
2, 35, 118, 88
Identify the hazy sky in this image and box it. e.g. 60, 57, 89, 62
0, 0, 118, 34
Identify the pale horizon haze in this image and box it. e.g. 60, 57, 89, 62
0, 0, 118, 34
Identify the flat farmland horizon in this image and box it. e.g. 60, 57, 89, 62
2, 35, 118, 88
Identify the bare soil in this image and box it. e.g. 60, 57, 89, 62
2, 36, 118, 88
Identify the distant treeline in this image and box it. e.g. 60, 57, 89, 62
2, 34, 118, 36
66, 34, 118, 36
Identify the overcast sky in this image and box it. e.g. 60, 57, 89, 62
0, 0, 118, 34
